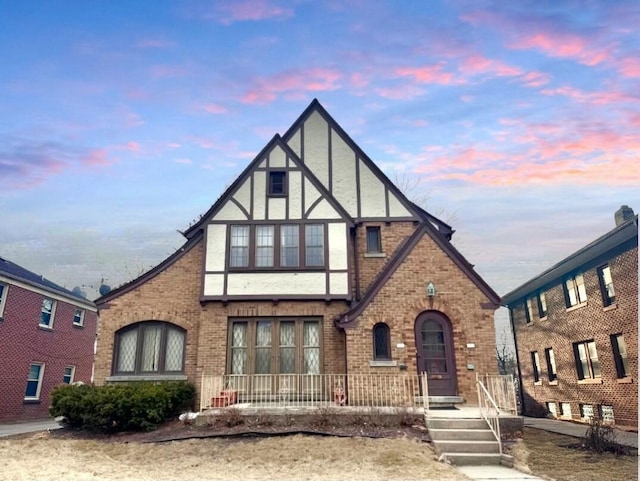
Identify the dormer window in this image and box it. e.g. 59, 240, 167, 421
268, 171, 287, 196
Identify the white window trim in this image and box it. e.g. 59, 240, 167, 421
39, 298, 57, 329
0, 282, 7, 319
73, 308, 85, 327
63, 365, 76, 384
25, 362, 45, 401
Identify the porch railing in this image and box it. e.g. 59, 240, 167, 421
476, 375, 502, 454
200, 373, 428, 411
481, 374, 517, 415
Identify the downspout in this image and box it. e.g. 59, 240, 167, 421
509, 307, 525, 415
351, 225, 360, 301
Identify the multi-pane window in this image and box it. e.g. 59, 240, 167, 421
366, 227, 382, 253
25, 363, 45, 400
63, 366, 75, 384
39, 298, 56, 328
255, 226, 274, 267
564, 273, 587, 307
531, 351, 541, 382
545, 348, 557, 381
580, 404, 594, 420
305, 224, 324, 266
537, 292, 547, 318
113, 322, 185, 375
228, 318, 321, 376
560, 402, 572, 418
525, 298, 534, 324
373, 323, 391, 360
611, 334, 629, 378
597, 264, 616, 306
0, 282, 7, 318
230, 226, 250, 268
280, 225, 300, 267
268, 171, 286, 195
600, 405, 615, 423
573, 340, 600, 380
73, 308, 84, 327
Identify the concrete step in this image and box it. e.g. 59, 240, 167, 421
429, 428, 496, 441
441, 452, 503, 466
433, 440, 500, 454
426, 418, 489, 430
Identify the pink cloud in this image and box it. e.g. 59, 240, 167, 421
82, 149, 113, 167
510, 31, 612, 66
216, 0, 294, 25
200, 103, 228, 114
394, 64, 457, 85
374, 84, 425, 100
519, 71, 550, 87
618, 57, 640, 78
136, 37, 175, 49
241, 68, 342, 104
540, 86, 636, 105
460, 55, 522, 77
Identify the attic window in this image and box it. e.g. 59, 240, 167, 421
268, 171, 287, 196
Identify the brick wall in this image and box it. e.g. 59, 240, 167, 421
0, 284, 97, 422
513, 245, 638, 427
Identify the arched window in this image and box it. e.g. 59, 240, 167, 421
373, 323, 391, 360
113, 322, 185, 375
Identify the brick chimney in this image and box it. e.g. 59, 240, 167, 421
614, 205, 634, 226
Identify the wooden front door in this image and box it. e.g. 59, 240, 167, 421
415, 312, 457, 396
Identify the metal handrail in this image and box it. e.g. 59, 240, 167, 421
476, 376, 502, 455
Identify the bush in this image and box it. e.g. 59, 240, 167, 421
50, 381, 196, 433
584, 418, 626, 454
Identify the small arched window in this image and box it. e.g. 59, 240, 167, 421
113, 321, 185, 375
373, 323, 391, 360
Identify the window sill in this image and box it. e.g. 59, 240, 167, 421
38, 325, 53, 331
533, 381, 542, 386
364, 252, 386, 258
106, 374, 188, 382
266, 193, 287, 198
566, 302, 587, 313
603, 303, 618, 312
23, 398, 41, 404
369, 360, 397, 367
577, 378, 603, 385
73, 323, 84, 328
549, 380, 558, 386
617, 377, 633, 384
539, 316, 548, 322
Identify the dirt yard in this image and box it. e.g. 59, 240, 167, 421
0, 431, 465, 481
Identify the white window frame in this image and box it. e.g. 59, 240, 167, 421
39, 298, 56, 328
0, 282, 7, 319
25, 362, 45, 400
564, 273, 587, 307
72, 308, 85, 327
63, 365, 76, 384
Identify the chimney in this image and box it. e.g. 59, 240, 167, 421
614, 205, 634, 226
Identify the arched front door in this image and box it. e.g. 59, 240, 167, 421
415, 311, 457, 396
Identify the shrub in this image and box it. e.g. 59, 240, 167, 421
584, 418, 626, 455
50, 381, 196, 433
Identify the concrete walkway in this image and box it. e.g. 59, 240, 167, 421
457, 465, 545, 480
524, 416, 638, 448
0, 419, 61, 438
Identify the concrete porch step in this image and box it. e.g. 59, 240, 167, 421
426, 418, 489, 430
433, 440, 500, 454
440, 452, 503, 466
429, 428, 496, 441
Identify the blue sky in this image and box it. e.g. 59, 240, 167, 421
1, 1, 638, 337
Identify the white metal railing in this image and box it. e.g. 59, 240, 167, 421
476, 375, 502, 454
200, 373, 428, 411
482, 374, 518, 415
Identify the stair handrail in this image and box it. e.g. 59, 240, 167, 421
476, 376, 502, 455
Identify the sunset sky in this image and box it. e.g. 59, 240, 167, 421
1, 1, 638, 337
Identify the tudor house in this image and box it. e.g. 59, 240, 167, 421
94, 100, 501, 407
0, 257, 98, 422
503, 206, 638, 427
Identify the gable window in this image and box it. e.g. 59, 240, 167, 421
537, 292, 547, 318
255, 225, 274, 267
280, 225, 300, 267
372, 323, 391, 360
564, 273, 587, 307
268, 171, 286, 196
531, 351, 541, 383
366, 227, 382, 254
573, 340, 600, 380
305, 224, 324, 266
230, 225, 250, 268
597, 264, 616, 306
525, 298, 534, 324
113, 322, 185, 375
611, 333, 629, 378
0, 282, 7, 319
73, 308, 84, 327
25, 363, 45, 400
228, 318, 321, 376
544, 348, 557, 381
63, 366, 75, 384
39, 298, 56, 328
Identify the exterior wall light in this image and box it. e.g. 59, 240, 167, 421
426, 281, 436, 298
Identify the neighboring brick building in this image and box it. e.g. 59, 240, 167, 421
503, 206, 638, 427
94, 99, 500, 407
0, 257, 98, 422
